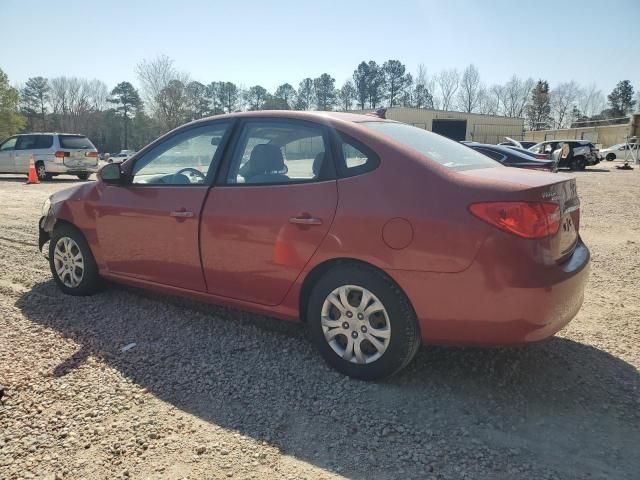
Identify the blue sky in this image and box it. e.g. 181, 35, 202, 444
2, 0, 639, 94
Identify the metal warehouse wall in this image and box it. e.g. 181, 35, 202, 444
350, 107, 525, 144
523, 115, 639, 148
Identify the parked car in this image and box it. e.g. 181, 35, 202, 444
599, 143, 639, 161
0, 133, 98, 181
466, 143, 557, 172
38, 111, 590, 380
498, 138, 538, 149
529, 140, 600, 170
108, 149, 136, 163
503, 145, 551, 160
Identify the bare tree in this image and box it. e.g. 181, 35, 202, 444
551, 81, 580, 128
457, 64, 481, 113
476, 86, 501, 115
577, 83, 605, 118
136, 55, 189, 118
501, 76, 534, 118
436, 69, 459, 111
86, 79, 109, 111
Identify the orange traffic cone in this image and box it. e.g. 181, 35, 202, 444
26, 154, 39, 184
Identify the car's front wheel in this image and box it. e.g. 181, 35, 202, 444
307, 264, 421, 380
606, 153, 615, 161
49, 224, 101, 296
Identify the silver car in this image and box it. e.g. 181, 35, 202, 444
0, 133, 99, 181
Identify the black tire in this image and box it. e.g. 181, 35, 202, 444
606, 153, 615, 161
76, 173, 90, 181
49, 223, 101, 296
36, 161, 52, 181
307, 263, 421, 380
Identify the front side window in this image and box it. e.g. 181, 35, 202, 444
0, 137, 17, 151
226, 121, 329, 185
360, 121, 498, 171
16, 135, 38, 150
132, 122, 230, 185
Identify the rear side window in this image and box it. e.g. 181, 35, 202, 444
35, 135, 53, 149
337, 133, 379, 177
360, 121, 497, 171
59, 135, 95, 149
475, 147, 505, 162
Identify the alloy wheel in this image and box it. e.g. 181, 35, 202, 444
321, 285, 391, 364
53, 237, 85, 288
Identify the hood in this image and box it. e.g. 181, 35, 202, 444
50, 182, 97, 204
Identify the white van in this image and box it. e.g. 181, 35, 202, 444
0, 133, 99, 181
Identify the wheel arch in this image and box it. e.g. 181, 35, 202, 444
298, 257, 416, 323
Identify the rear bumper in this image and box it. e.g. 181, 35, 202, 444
391, 238, 590, 346
46, 162, 99, 174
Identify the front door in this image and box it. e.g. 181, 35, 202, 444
94, 121, 232, 291
200, 119, 338, 306
0, 136, 17, 173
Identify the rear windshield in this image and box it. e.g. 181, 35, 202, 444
59, 135, 95, 149
359, 121, 499, 171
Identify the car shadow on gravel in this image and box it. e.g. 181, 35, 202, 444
0, 176, 87, 183
16, 281, 640, 479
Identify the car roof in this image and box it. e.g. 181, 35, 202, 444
14, 132, 86, 136
191, 110, 391, 125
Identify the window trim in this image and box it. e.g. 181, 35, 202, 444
331, 130, 380, 178
217, 117, 337, 187
126, 119, 235, 188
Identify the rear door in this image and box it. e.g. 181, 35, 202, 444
200, 118, 338, 306
94, 121, 232, 291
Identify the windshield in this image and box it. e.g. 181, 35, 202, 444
360, 121, 499, 171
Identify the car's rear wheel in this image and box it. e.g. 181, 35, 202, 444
49, 224, 101, 296
36, 161, 51, 181
307, 264, 420, 380
76, 173, 90, 181
606, 153, 615, 161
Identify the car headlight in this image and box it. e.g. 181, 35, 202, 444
41, 197, 52, 216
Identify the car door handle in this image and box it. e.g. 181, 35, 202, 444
289, 215, 323, 226
170, 209, 194, 218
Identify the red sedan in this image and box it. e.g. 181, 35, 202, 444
39, 111, 590, 380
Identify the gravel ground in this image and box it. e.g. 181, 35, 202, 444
1, 164, 639, 480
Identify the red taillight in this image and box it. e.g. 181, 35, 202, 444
535, 154, 550, 160
54, 151, 65, 158
85, 151, 98, 157
469, 202, 561, 239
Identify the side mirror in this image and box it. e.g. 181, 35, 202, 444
99, 162, 124, 184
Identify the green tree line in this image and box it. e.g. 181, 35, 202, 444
1, 57, 637, 151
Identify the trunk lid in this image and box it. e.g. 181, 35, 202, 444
59, 135, 98, 168
461, 168, 580, 261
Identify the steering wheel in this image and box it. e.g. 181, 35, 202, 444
175, 167, 206, 183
